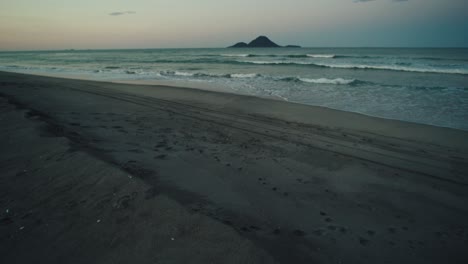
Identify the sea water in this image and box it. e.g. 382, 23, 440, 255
1, 48, 467, 130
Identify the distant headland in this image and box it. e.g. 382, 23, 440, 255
228, 36, 301, 48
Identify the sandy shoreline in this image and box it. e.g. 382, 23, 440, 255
1, 71, 468, 263
0, 96, 274, 264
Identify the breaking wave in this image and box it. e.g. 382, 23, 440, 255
157, 70, 362, 85
220, 54, 250, 57
158, 70, 261, 79
237, 60, 468, 75
306, 54, 336, 58
312, 63, 468, 75
278, 77, 358, 85
298, 77, 356, 85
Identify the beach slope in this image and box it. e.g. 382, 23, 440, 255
1, 71, 468, 264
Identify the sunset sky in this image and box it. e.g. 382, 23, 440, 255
0, 0, 467, 50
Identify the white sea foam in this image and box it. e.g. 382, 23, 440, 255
160, 71, 195, 77
307, 54, 336, 58
298, 78, 356, 85
221, 54, 250, 57
159, 70, 261, 79
174, 71, 194, 76
1, 48, 466, 131
245, 61, 275, 64
230, 73, 259, 78
239, 60, 468, 75
313, 63, 468, 75
245, 60, 311, 65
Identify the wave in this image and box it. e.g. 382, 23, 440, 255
247, 54, 468, 61
253, 54, 309, 58
408, 57, 468, 62
128, 57, 468, 76
160, 70, 215, 77
313, 63, 468, 75
157, 69, 361, 85
244, 60, 311, 65
278, 77, 358, 85
334, 55, 468, 62
220, 54, 250, 57
5, 59, 466, 76
236, 60, 468, 74
230, 73, 260, 78
159, 70, 261, 79
155, 69, 361, 85
307, 54, 336, 58
172, 71, 194, 77
152, 59, 468, 75
334, 55, 379, 59
298, 77, 356, 85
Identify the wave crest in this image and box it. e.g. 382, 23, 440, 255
236, 60, 468, 75
279, 77, 357, 85
230, 73, 260, 78
159, 70, 261, 79
298, 77, 356, 85
313, 63, 468, 75
307, 54, 336, 58
221, 54, 250, 57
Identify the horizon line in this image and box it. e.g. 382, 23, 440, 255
1, 46, 468, 52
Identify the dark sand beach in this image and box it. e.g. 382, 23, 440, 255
1, 71, 468, 264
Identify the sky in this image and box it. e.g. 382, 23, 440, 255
0, 0, 467, 50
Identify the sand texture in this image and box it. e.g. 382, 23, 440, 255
1, 71, 468, 264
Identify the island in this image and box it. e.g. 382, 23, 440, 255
228, 36, 301, 48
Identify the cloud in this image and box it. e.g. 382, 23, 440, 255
109, 11, 136, 16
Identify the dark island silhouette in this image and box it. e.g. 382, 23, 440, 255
229, 36, 301, 48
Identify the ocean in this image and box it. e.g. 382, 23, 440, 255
0, 48, 467, 130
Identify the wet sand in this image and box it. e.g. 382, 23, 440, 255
1, 71, 468, 264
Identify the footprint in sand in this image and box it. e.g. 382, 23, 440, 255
293, 230, 306, 236
313, 229, 324, 236
128, 149, 144, 154
144, 187, 159, 199
222, 220, 233, 226
359, 237, 370, 246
